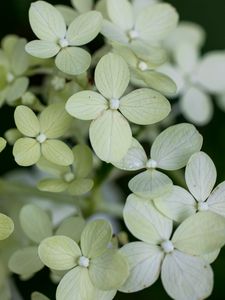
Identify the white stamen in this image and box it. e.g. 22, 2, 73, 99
36, 133, 47, 144
7, 73, 15, 83
161, 240, 174, 254
59, 38, 69, 48
138, 61, 148, 71
78, 256, 90, 268
64, 172, 75, 183
198, 201, 209, 212
146, 159, 157, 169
109, 98, 120, 110
128, 29, 139, 40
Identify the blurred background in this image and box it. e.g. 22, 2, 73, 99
1, 0, 225, 299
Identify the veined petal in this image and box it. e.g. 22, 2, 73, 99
66, 91, 108, 120
107, 0, 134, 31
41, 139, 74, 166
128, 169, 173, 199
151, 123, 203, 170
68, 179, 94, 196
185, 152, 216, 202
71, 0, 93, 13
20, 204, 53, 243
56, 5, 78, 26
56, 216, 86, 243
124, 194, 173, 244
161, 250, 213, 300
72, 144, 93, 178
67, 11, 102, 46
172, 212, 225, 255
89, 110, 132, 163
119, 242, 163, 292
95, 53, 130, 99
101, 20, 129, 44
37, 178, 68, 193
81, 219, 112, 258
0, 213, 14, 240
207, 182, 225, 217
8, 247, 44, 276
55, 47, 91, 75
120, 88, 171, 125
14, 105, 40, 137
25, 40, 60, 58
29, 1, 66, 41
6, 77, 29, 103
38, 236, 81, 270
13, 137, 41, 166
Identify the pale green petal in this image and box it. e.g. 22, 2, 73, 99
180, 87, 213, 126
2, 34, 18, 57
13, 138, 41, 166
120, 88, 171, 125
89, 110, 132, 162
128, 169, 173, 199
89, 249, 129, 290
25, 40, 60, 58
55, 47, 91, 75
38, 236, 81, 270
66, 91, 108, 120
203, 249, 220, 264
0, 213, 14, 240
56, 216, 85, 243
151, 123, 203, 171
14, 105, 40, 137
107, 0, 134, 30
101, 20, 129, 44
0, 137, 6, 152
31, 292, 50, 300
172, 212, 225, 255
42, 140, 74, 166
185, 152, 216, 202
72, 144, 93, 177
68, 179, 94, 195
161, 250, 213, 300
95, 53, 130, 99
207, 182, 225, 217
124, 194, 173, 244
11, 38, 29, 76
8, 247, 43, 276
20, 204, 53, 243
81, 219, 112, 258
119, 242, 163, 293
39, 103, 72, 138
113, 138, 147, 171
135, 3, 178, 43
6, 77, 29, 103
67, 11, 102, 46
56, 5, 78, 25
37, 156, 68, 176
71, 0, 93, 13
154, 186, 196, 223
29, 1, 66, 41
38, 179, 68, 193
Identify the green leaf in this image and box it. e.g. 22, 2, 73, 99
11, 38, 29, 76
0, 137, 6, 152
56, 216, 86, 243
107, 0, 133, 31
185, 152, 216, 202
151, 123, 203, 171
89, 249, 129, 290
20, 204, 53, 243
41, 139, 74, 166
81, 219, 112, 258
124, 194, 173, 244
0, 213, 14, 240
71, 0, 93, 13
68, 179, 94, 195
38, 236, 81, 270
95, 53, 130, 99
72, 144, 93, 177
120, 88, 171, 125
31, 292, 50, 300
55, 47, 91, 75
37, 179, 68, 193
6, 77, 29, 103
25, 40, 60, 58
172, 212, 225, 255
66, 91, 108, 120
67, 11, 102, 46
89, 110, 132, 162
8, 246, 44, 276
13, 138, 41, 166
14, 105, 40, 137
29, 1, 66, 41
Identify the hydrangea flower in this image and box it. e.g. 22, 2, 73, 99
25, 1, 103, 75
66, 53, 171, 162
13, 103, 73, 166
8, 204, 85, 279
31, 292, 50, 300
38, 219, 129, 300
37, 144, 94, 196
0, 137, 6, 152
120, 194, 225, 299
113, 123, 203, 198
0, 213, 14, 240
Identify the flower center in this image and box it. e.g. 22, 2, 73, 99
161, 240, 174, 254
78, 256, 90, 268
51, 76, 66, 91
138, 61, 148, 71
109, 98, 120, 110
127, 29, 139, 40
146, 159, 157, 169
64, 172, 75, 183
7, 72, 15, 83
59, 38, 69, 48
197, 201, 209, 212
36, 133, 47, 144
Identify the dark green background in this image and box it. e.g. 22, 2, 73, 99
1, 0, 225, 299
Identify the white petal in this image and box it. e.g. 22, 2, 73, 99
174, 43, 199, 74
101, 20, 129, 44
25, 40, 60, 58
207, 182, 225, 217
